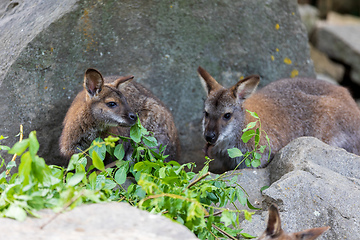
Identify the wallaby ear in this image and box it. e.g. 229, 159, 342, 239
111, 75, 135, 89
292, 226, 330, 240
197, 66, 223, 95
230, 75, 260, 100
84, 68, 104, 97
265, 204, 283, 237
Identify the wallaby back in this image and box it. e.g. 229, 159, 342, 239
60, 68, 180, 163
198, 66, 360, 173
257, 204, 330, 240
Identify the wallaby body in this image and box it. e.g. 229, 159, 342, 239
60, 68, 180, 163
257, 204, 329, 240
198, 66, 360, 173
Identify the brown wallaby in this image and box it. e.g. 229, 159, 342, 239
257, 204, 330, 240
198, 66, 360, 173
60, 68, 180, 163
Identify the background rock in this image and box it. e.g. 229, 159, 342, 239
239, 137, 360, 240
0, 0, 314, 169
314, 12, 360, 85
0, 202, 199, 240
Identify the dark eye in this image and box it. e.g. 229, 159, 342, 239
204, 111, 209, 117
106, 102, 117, 108
223, 113, 232, 120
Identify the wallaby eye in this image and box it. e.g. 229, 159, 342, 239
223, 113, 232, 120
204, 111, 209, 118
106, 102, 117, 108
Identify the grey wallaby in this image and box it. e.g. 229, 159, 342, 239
257, 204, 330, 240
198, 66, 360, 173
60, 68, 180, 164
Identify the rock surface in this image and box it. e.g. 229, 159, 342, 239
0, 0, 314, 169
0, 202, 199, 240
314, 12, 360, 85
240, 137, 360, 240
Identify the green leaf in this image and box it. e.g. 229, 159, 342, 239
18, 152, 32, 185
260, 185, 269, 193
4, 204, 27, 221
67, 154, 79, 171
130, 124, 142, 143
240, 232, 256, 239
243, 210, 254, 221
8, 139, 29, 155
227, 148, 243, 158
242, 121, 257, 132
246, 110, 259, 119
247, 199, 261, 210
6, 161, 16, 170
92, 151, 105, 171
241, 129, 256, 143
143, 136, 158, 147
28, 131, 39, 157
220, 211, 236, 226
114, 143, 125, 160
89, 138, 106, 161
67, 172, 85, 186
251, 159, 261, 168
114, 162, 129, 185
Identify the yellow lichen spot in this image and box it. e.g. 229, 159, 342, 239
284, 57, 292, 65
275, 23, 280, 30
63, 87, 66, 90
271, 55, 275, 61
240, 76, 244, 80
50, 47, 54, 52
170, 5, 173, 8
276, 48, 279, 52
44, 86, 48, 90
291, 69, 299, 78
292, 12, 295, 15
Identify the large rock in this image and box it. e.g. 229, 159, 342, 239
240, 137, 360, 240
0, 202, 198, 240
0, 0, 314, 169
314, 12, 360, 85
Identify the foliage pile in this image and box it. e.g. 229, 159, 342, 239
0, 112, 267, 239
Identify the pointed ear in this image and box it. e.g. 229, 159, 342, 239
293, 226, 330, 240
197, 66, 223, 95
111, 75, 134, 89
265, 204, 283, 237
230, 75, 260, 100
84, 68, 104, 97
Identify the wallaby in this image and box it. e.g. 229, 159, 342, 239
257, 204, 330, 240
198, 66, 360, 173
60, 68, 180, 163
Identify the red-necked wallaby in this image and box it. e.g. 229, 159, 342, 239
257, 204, 330, 240
198, 66, 360, 173
60, 68, 180, 163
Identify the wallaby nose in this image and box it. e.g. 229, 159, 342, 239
205, 132, 217, 144
128, 112, 137, 123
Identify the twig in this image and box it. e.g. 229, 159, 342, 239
212, 223, 237, 240
6, 125, 23, 175
40, 190, 85, 229
204, 210, 223, 218
186, 172, 210, 189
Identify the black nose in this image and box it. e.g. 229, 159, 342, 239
205, 132, 217, 144
129, 112, 137, 121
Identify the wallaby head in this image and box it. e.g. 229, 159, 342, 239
198, 66, 259, 159
59, 68, 137, 158
84, 68, 137, 128
257, 204, 330, 240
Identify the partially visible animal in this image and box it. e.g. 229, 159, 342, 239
60, 68, 180, 163
257, 204, 330, 240
198, 66, 360, 173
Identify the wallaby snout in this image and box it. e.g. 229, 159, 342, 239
198, 66, 360, 173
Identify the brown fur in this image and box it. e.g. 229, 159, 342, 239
60, 68, 180, 163
198, 66, 360, 173
257, 204, 330, 240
